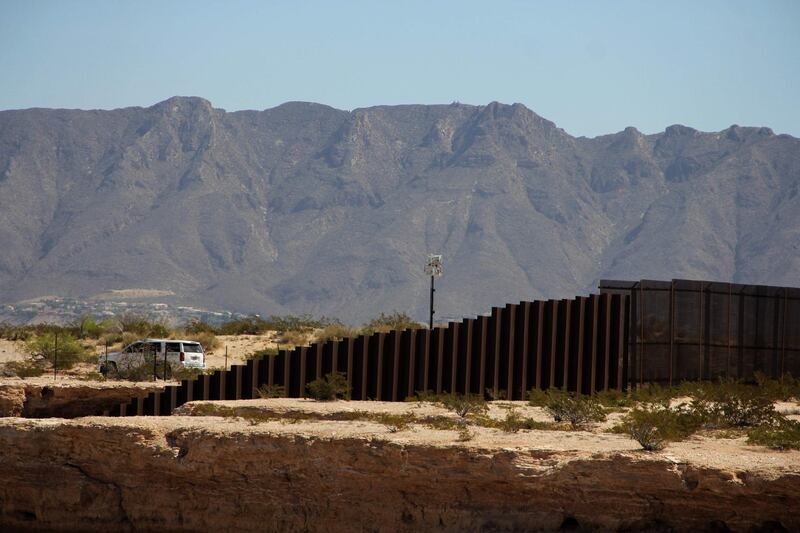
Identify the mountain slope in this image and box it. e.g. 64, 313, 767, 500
1, 97, 798, 322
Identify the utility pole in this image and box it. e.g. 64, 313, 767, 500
53, 331, 58, 380
424, 254, 443, 329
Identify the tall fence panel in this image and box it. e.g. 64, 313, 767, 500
601, 279, 800, 386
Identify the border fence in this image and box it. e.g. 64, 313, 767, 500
108, 278, 800, 416
600, 279, 800, 386
111, 292, 629, 416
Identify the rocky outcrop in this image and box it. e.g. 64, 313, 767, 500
0, 382, 162, 418
0, 416, 798, 532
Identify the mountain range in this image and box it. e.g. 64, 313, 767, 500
1, 96, 798, 323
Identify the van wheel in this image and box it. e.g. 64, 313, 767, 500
102, 361, 118, 378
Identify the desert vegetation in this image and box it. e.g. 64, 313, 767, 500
0, 310, 426, 381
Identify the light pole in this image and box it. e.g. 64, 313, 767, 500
424, 254, 443, 329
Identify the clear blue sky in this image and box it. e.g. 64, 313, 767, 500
1, 0, 798, 137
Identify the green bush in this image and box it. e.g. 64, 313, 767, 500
181, 331, 220, 351
456, 425, 475, 442
171, 366, 206, 381
307, 372, 349, 401
265, 314, 333, 333
360, 311, 423, 336
615, 402, 705, 451
314, 322, 359, 343
100, 331, 124, 345
747, 419, 800, 450
754, 372, 800, 402
527, 388, 552, 407
631, 383, 678, 404
543, 391, 606, 428
248, 347, 279, 359
74, 315, 116, 339
218, 316, 271, 335
439, 394, 488, 418
120, 331, 140, 348
407, 390, 442, 403
118, 314, 171, 337
594, 389, 634, 409
694, 378, 783, 428
184, 319, 219, 335
371, 412, 416, 431
484, 388, 507, 401
25, 332, 89, 370
257, 384, 286, 398
276, 329, 310, 347
2, 359, 46, 377
474, 410, 555, 432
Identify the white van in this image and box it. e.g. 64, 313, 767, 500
98, 338, 206, 376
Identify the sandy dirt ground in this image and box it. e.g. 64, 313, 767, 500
0, 340, 26, 364
11, 397, 792, 477
204, 333, 278, 369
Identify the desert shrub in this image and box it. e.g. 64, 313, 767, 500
422, 415, 462, 431
307, 372, 349, 401
544, 391, 606, 428
360, 311, 423, 336
747, 419, 800, 450
314, 322, 359, 343
2, 359, 46, 378
100, 331, 124, 345
74, 315, 116, 339
218, 316, 271, 335
120, 331, 140, 348
615, 402, 704, 451
0, 323, 29, 341
184, 319, 219, 335
499, 410, 548, 432
692, 378, 782, 428
25, 332, 89, 370
408, 390, 443, 403
171, 366, 206, 381
0, 323, 83, 342
631, 383, 678, 404
484, 388, 507, 401
248, 347, 279, 359
371, 412, 417, 431
456, 425, 475, 442
527, 388, 552, 407
474, 410, 555, 433
439, 394, 488, 418
710, 396, 780, 428
276, 329, 310, 347
118, 314, 171, 337
181, 331, 220, 351
594, 389, 634, 409
754, 372, 800, 402
265, 314, 332, 333
257, 384, 286, 398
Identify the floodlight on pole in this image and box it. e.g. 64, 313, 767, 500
424, 254, 443, 329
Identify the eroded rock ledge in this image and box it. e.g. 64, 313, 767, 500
1, 406, 798, 532
0, 380, 162, 418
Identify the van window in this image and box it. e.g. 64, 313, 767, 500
182, 343, 203, 353
124, 342, 139, 354
165, 342, 181, 353
144, 342, 161, 355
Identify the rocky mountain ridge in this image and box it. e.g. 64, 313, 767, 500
1, 97, 798, 322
